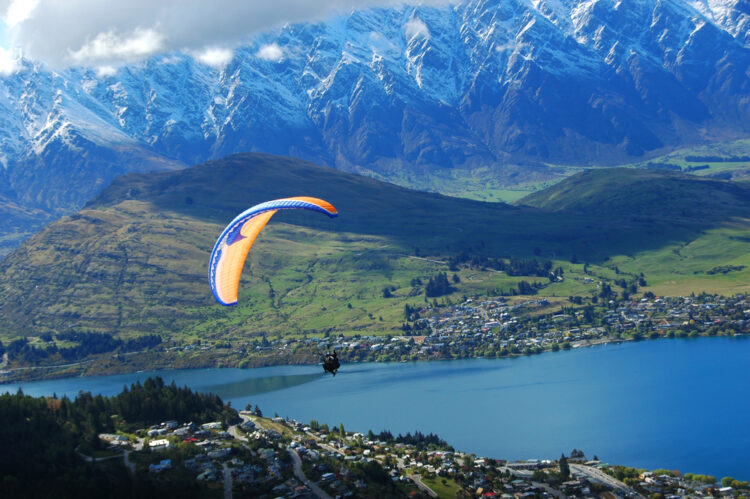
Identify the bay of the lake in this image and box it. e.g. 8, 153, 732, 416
4, 337, 749, 480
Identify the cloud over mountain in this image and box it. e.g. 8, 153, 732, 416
1, 0, 452, 67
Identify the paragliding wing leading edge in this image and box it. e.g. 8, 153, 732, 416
208, 197, 338, 306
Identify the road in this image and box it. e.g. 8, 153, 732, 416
531, 480, 565, 499
287, 449, 332, 499
394, 456, 438, 497
407, 256, 448, 265
410, 474, 438, 498
1, 358, 94, 373
228, 419, 248, 442
234, 414, 330, 498
239, 414, 436, 499
570, 464, 643, 497
303, 431, 344, 457
123, 450, 135, 474
223, 462, 232, 499
77, 451, 123, 463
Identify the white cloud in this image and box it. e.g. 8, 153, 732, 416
404, 17, 430, 40
95, 64, 117, 77
4, 0, 39, 28
0, 0, 453, 68
256, 43, 283, 62
68, 27, 164, 64
159, 55, 181, 65
194, 47, 233, 68
0, 45, 18, 74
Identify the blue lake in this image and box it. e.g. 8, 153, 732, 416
4, 337, 749, 480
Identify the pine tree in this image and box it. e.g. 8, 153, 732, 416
559, 453, 570, 478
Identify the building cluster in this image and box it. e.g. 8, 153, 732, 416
98, 407, 749, 498
237, 294, 748, 364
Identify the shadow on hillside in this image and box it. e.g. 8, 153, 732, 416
90, 153, 750, 264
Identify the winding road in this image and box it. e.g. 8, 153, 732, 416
410, 473, 438, 498
234, 414, 330, 499
287, 449, 332, 499
570, 464, 643, 497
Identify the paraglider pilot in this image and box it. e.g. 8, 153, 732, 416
323, 350, 340, 376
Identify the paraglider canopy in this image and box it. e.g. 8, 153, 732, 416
208, 196, 337, 306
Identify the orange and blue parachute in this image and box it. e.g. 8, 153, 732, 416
209, 197, 338, 306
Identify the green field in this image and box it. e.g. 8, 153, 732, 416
421, 475, 462, 498
626, 138, 750, 180
353, 162, 576, 203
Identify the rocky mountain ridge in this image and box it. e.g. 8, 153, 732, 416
0, 0, 748, 225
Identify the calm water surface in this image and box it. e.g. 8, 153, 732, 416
4, 337, 749, 479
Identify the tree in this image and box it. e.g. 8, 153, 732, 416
559, 454, 570, 478
426, 272, 455, 297
583, 306, 595, 323
517, 280, 535, 295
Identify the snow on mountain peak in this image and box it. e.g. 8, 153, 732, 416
0, 0, 748, 219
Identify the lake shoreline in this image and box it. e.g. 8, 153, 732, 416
0, 333, 640, 384
3, 337, 750, 481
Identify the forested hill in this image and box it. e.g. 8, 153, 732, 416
0, 377, 238, 498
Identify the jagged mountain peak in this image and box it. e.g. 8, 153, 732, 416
0, 0, 748, 231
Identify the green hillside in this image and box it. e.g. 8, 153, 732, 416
518, 168, 750, 295
0, 154, 749, 343
0, 193, 52, 257
516, 168, 750, 220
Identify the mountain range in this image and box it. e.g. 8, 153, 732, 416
0, 0, 749, 247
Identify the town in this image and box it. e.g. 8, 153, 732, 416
2, 290, 748, 383
240, 292, 750, 366
94, 405, 750, 498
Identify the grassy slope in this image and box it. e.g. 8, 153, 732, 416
517, 168, 749, 219
631, 138, 750, 180
0, 193, 52, 257
517, 168, 750, 295
0, 154, 749, 342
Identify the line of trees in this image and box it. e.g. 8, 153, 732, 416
448, 251, 558, 278
685, 155, 750, 162
366, 429, 454, 451
5, 332, 162, 364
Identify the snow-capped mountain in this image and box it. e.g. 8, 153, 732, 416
0, 0, 749, 221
